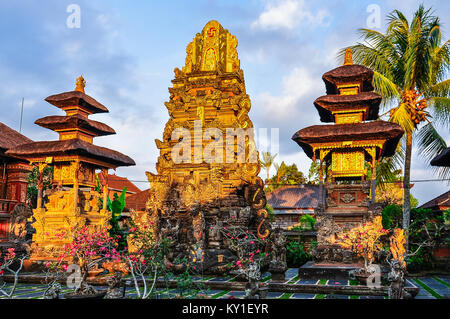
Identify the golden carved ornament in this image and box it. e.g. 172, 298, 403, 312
75, 75, 86, 93
344, 48, 353, 65
390, 228, 406, 268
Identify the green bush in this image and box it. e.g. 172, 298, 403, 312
381, 205, 448, 272
286, 240, 312, 267
381, 204, 402, 229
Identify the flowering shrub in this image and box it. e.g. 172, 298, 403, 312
124, 222, 171, 299
45, 225, 121, 295
331, 216, 389, 271
62, 226, 121, 275
220, 226, 268, 279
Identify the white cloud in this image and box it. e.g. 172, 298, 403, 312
255, 67, 320, 122
251, 0, 329, 31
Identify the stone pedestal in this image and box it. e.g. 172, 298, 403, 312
298, 261, 362, 280
269, 261, 287, 282
312, 181, 382, 265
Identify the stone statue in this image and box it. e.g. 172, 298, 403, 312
105, 273, 124, 299
8, 203, 33, 254
43, 283, 61, 299
244, 262, 267, 299
268, 227, 287, 281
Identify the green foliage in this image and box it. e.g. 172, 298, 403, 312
265, 162, 306, 192
27, 166, 53, 208
408, 207, 447, 271
265, 204, 276, 223
307, 161, 320, 185
171, 260, 206, 299
107, 187, 128, 250
381, 205, 448, 272
260, 152, 277, 182
307, 161, 330, 185
299, 214, 316, 230
381, 204, 403, 229
286, 240, 312, 267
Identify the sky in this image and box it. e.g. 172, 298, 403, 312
0, 0, 449, 205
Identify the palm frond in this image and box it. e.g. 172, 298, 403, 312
427, 96, 450, 128
432, 166, 450, 181
372, 71, 401, 106
376, 157, 402, 190
415, 122, 448, 163
389, 102, 415, 133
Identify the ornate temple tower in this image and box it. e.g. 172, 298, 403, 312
292, 49, 404, 264
141, 21, 270, 273
7, 77, 135, 258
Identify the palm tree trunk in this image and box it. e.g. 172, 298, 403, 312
403, 132, 412, 249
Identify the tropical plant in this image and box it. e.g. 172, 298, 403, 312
341, 5, 450, 236
260, 152, 277, 183
107, 187, 128, 250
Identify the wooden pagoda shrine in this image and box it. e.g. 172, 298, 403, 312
6, 77, 135, 259
292, 49, 404, 264
136, 20, 271, 273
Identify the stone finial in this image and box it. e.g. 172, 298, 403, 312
344, 48, 353, 65
75, 75, 86, 93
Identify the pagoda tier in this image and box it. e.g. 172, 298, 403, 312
322, 64, 375, 94
292, 49, 403, 265
35, 114, 115, 138
45, 90, 109, 115
314, 92, 381, 123
5, 77, 135, 259
293, 121, 404, 159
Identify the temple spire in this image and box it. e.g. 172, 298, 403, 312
344, 48, 353, 65
75, 75, 86, 93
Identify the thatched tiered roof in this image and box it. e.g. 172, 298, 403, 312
292, 121, 404, 158
6, 139, 135, 167
430, 147, 450, 167
266, 185, 320, 210
323, 64, 374, 94
35, 114, 116, 136
0, 122, 33, 154
45, 91, 108, 114
314, 92, 381, 122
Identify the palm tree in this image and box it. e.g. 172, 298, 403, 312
341, 5, 449, 236
260, 152, 277, 183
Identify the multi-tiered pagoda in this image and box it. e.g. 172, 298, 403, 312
137, 21, 270, 273
292, 49, 404, 264
7, 77, 135, 258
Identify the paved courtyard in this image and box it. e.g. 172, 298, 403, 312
1, 269, 449, 299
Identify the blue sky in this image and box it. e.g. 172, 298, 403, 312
0, 0, 449, 205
